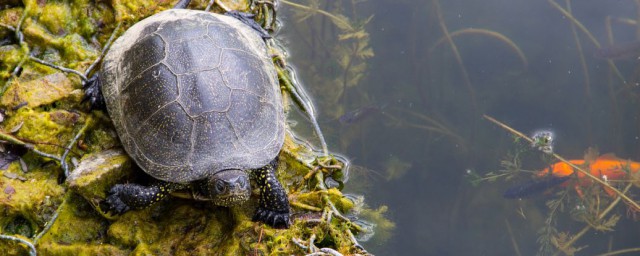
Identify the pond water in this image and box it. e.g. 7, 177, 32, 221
281, 0, 640, 255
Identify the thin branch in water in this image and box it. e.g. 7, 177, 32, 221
595, 247, 640, 256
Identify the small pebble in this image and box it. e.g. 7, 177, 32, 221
4, 185, 15, 195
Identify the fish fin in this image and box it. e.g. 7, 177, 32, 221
583, 147, 599, 162
503, 176, 570, 199
598, 153, 619, 160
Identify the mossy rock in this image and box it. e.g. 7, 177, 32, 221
67, 148, 133, 202
0, 72, 76, 109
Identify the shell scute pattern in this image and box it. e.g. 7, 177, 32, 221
135, 103, 193, 166
121, 64, 179, 134
177, 69, 231, 116
191, 113, 242, 166
218, 50, 269, 98
165, 36, 221, 74
102, 10, 284, 183
119, 35, 167, 92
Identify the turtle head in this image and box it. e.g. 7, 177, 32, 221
203, 169, 251, 207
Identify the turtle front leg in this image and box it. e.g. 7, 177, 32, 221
104, 181, 185, 214
252, 159, 290, 229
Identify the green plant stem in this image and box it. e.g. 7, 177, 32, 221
428, 28, 528, 70
505, 219, 522, 256
431, 0, 477, 111
547, 0, 627, 85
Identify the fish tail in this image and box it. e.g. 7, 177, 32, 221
503, 176, 570, 199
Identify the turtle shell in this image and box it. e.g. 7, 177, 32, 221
100, 9, 284, 183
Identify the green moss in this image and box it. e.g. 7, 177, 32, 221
0, 45, 24, 81
107, 203, 230, 254
2, 107, 81, 155
0, 165, 64, 235
0, 235, 33, 255
0, 7, 22, 27
36, 194, 127, 255
40, 3, 74, 36
0, 72, 76, 109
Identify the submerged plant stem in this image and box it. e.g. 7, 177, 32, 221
547, 0, 627, 85
431, 0, 477, 111
505, 219, 523, 256
429, 28, 528, 70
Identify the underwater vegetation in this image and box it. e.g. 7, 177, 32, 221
473, 116, 640, 256
0, 0, 392, 255
461, 0, 640, 254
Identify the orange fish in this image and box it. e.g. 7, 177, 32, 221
536, 154, 640, 181
505, 152, 640, 199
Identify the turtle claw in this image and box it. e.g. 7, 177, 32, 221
101, 182, 176, 216
253, 207, 290, 229
103, 184, 131, 215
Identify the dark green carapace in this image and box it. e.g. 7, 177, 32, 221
93, 7, 290, 228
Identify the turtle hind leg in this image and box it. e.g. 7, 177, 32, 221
103, 181, 184, 215
173, 0, 191, 9
82, 74, 107, 111
252, 159, 290, 229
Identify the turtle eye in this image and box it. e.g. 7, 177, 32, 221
215, 180, 226, 193
238, 177, 247, 189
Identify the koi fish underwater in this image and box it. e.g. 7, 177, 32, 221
504, 154, 640, 199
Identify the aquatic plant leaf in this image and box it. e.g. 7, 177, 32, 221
587, 214, 620, 232
292, 0, 319, 22
357, 47, 374, 59
384, 155, 411, 181
330, 14, 353, 31
550, 232, 582, 256
338, 30, 368, 41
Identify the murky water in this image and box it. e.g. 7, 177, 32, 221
282, 0, 640, 255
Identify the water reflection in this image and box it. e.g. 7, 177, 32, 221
283, 0, 640, 255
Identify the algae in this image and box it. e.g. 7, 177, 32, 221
0, 0, 391, 255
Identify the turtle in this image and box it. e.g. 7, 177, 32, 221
81, 1, 291, 228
